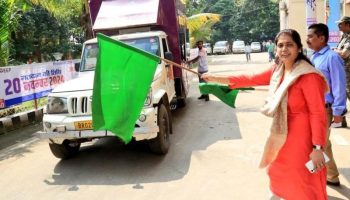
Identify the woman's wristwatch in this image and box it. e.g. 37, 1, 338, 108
313, 145, 323, 150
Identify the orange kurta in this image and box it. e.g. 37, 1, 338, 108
229, 67, 327, 200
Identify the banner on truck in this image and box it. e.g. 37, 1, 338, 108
0, 60, 78, 110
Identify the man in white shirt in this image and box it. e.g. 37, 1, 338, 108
186, 41, 209, 101
244, 44, 252, 62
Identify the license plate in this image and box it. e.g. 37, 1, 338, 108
74, 120, 93, 130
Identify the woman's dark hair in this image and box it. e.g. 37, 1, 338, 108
274, 29, 313, 66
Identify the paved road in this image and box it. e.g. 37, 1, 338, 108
0, 52, 349, 200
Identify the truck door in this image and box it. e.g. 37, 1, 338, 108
161, 38, 176, 99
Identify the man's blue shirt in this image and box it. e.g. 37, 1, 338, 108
311, 45, 347, 116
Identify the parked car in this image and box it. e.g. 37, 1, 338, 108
232, 40, 245, 54
251, 42, 261, 52
213, 41, 229, 54
203, 43, 212, 54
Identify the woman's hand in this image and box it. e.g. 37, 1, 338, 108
201, 73, 231, 85
201, 73, 212, 82
309, 149, 326, 172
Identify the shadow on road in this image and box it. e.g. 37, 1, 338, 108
0, 123, 42, 162
328, 167, 350, 199
44, 94, 242, 187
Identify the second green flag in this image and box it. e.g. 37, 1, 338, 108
92, 34, 160, 143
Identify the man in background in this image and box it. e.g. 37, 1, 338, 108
244, 44, 252, 62
334, 16, 350, 128
266, 40, 275, 62
187, 41, 209, 101
307, 23, 347, 187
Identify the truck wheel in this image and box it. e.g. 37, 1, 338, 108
49, 140, 80, 159
148, 104, 171, 154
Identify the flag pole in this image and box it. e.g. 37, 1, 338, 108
160, 57, 201, 76
160, 57, 265, 91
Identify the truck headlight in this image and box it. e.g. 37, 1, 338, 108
144, 88, 152, 107
47, 97, 68, 114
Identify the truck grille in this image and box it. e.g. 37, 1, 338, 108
68, 96, 92, 115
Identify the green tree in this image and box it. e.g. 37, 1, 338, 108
185, 0, 207, 16
0, 0, 11, 66
187, 13, 220, 46
23, 0, 89, 60
192, 0, 279, 45
0, 0, 90, 66
206, 0, 238, 44
11, 5, 72, 63
0, 0, 29, 66
230, 0, 279, 43
185, 0, 222, 46
30, 0, 92, 40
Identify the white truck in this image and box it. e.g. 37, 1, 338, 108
41, 0, 190, 159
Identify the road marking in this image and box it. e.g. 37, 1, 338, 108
331, 134, 349, 146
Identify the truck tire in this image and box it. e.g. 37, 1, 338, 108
49, 140, 80, 159
148, 104, 171, 154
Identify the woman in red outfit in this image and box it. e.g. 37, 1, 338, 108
202, 29, 329, 199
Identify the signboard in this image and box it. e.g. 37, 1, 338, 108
0, 60, 77, 110
326, 0, 341, 48
306, 0, 317, 27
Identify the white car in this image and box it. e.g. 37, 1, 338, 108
213, 41, 229, 54
232, 40, 245, 54
203, 43, 212, 54
251, 42, 261, 52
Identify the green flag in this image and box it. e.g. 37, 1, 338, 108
199, 83, 254, 108
92, 33, 160, 143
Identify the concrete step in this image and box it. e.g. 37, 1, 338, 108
0, 109, 43, 134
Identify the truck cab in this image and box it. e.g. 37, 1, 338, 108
41, 0, 189, 159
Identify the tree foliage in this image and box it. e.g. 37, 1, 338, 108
187, 0, 280, 45
1, 0, 88, 66
30, 0, 92, 40
229, 0, 279, 43
11, 5, 77, 63
187, 13, 220, 46
0, 0, 30, 66
0, 0, 11, 66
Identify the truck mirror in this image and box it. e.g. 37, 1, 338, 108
74, 62, 80, 72
164, 52, 173, 61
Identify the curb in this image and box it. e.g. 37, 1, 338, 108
0, 109, 43, 134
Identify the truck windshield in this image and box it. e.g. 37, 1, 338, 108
81, 37, 160, 71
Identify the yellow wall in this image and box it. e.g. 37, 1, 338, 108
343, 1, 350, 16
285, 0, 325, 48
286, 0, 306, 46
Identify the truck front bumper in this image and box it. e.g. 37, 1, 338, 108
40, 107, 159, 144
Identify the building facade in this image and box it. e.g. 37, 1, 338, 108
279, 0, 350, 48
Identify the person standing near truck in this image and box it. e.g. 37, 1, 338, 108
187, 40, 209, 101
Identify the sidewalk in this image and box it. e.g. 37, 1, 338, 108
0, 109, 43, 134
